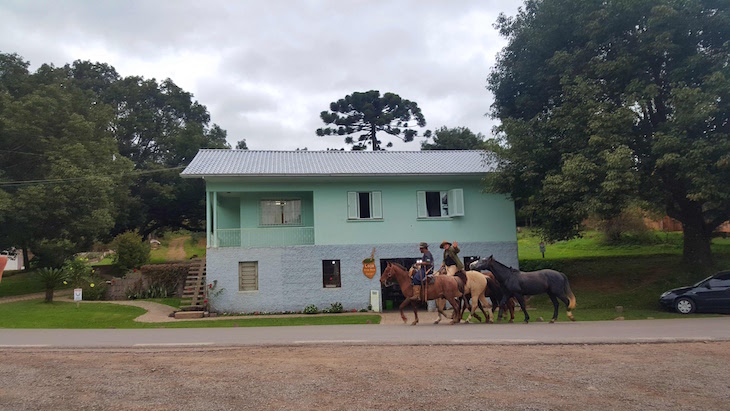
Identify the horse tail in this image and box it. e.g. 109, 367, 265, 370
562, 273, 576, 310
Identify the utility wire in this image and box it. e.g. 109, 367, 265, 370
0, 166, 187, 187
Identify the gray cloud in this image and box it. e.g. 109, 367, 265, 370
0, 0, 524, 151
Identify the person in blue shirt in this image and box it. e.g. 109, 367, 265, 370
410, 242, 434, 302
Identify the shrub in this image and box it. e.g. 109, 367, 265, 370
37, 267, 67, 302
112, 231, 150, 272
140, 263, 191, 295
303, 304, 319, 314
328, 302, 343, 313
126, 283, 169, 300
598, 208, 650, 245
81, 278, 107, 301
63, 256, 93, 288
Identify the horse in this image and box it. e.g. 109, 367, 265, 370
434, 268, 494, 324
381, 262, 464, 325
482, 271, 517, 323
470, 255, 576, 323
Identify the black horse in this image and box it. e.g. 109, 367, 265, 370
470, 255, 576, 323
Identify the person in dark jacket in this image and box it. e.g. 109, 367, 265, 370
410, 242, 433, 301
440, 240, 463, 276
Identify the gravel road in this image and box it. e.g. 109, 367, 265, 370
1, 342, 728, 411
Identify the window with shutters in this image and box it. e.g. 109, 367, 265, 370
322, 260, 341, 288
239, 261, 258, 291
347, 191, 382, 220
260, 199, 302, 226
416, 189, 464, 218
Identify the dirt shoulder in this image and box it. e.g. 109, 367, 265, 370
1, 342, 727, 411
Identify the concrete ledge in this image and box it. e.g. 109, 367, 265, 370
175, 311, 204, 320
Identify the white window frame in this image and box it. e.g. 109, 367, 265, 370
239, 261, 259, 292
259, 199, 302, 226
347, 191, 383, 220
417, 189, 464, 218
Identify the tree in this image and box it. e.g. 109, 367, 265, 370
487, 0, 730, 267
316, 90, 431, 150
421, 126, 486, 150
236, 139, 248, 150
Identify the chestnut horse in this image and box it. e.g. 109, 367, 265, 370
380, 262, 464, 325
434, 269, 494, 324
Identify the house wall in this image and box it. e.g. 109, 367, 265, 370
206, 241, 518, 314
207, 177, 516, 246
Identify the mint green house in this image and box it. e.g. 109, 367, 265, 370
181, 150, 517, 313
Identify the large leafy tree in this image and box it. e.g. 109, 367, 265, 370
487, 0, 730, 267
316, 90, 430, 150
421, 126, 486, 150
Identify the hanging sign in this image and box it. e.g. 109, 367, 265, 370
362, 248, 376, 279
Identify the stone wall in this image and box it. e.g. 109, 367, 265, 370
206, 241, 518, 314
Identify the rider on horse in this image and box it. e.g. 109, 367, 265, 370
410, 242, 433, 301
440, 240, 464, 276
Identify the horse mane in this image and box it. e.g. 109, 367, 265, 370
489, 257, 514, 277
391, 262, 407, 271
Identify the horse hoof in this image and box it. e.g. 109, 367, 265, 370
508, 320, 514, 324
523, 321, 529, 324
549, 319, 556, 324
488, 320, 494, 324
411, 321, 418, 326
433, 321, 440, 324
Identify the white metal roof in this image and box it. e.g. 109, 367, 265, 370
181, 149, 495, 177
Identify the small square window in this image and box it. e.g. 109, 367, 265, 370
323, 260, 341, 288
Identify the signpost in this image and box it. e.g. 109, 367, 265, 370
74, 288, 82, 308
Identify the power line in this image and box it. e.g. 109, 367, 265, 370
0, 166, 186, 187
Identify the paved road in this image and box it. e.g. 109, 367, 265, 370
1, 317, 728, 348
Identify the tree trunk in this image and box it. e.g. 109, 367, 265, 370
22, 244, 30, 272
45, 287, 54, 303
370, 125, 378, 150
680, 213, 714, 268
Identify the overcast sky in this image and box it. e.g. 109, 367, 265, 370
1, 0, 523, 151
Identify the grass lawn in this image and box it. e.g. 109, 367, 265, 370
0, 299, 381, 328
0, 271, 45, 297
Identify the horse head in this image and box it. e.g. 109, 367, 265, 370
380, 262, 396, 287
469, 255, 493, 271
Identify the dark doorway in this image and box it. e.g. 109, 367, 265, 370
380, 257, 422, 311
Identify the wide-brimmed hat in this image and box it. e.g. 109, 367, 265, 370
439, 240, 452, 249
418, 242, 428, 249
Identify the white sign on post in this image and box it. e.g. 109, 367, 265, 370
73, 288, 83, 301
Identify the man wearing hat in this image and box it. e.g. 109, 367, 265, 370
409, 242, 433, 301
440, 240, 463, 276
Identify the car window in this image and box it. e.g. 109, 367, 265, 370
715, 272, 730, 281
694, 276, 712, 287
707, 278, 730, 288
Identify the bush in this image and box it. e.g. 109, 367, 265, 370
112, 231, 150, 272
303, 304, 319, 314
598, 208, 650, 245
63, 256, 93, 288
140, 263, 191, 295
81, 278, 107, 301
126, 283, 169, 300
328, 302, 343, 313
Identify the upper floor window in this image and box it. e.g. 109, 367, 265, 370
347, 191, 382, 220
260, 200, 302, 226
417, 189, 464, 218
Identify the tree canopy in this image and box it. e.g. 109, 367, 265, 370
421, 126, 486, 150
487, 0, 730, 267
316, 90, 431, 150
0, 53, 228, 265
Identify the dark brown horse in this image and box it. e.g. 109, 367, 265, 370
471, 256, 576, 323
380, 262, 464, 325
459, 271, 516, 323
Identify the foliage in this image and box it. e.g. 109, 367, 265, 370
81, 278, 107, 301
303, 304, 319, 314
597, 208, 651, 245
126, 283, 170, 300
421, 126, 486, 150
236, 139, 248, 149
32, 239, 78, 269
203, 279, 225, 311
139, 262, 191, 292
487, 0, 730, 267
316, 90, 431, 150
328, 302, 344, 313
112, 231, 150, 272
63, 256, 93, 288
36, 267, 67, 302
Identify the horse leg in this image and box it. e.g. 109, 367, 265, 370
397, 299, 411, 323
479, 294, 493, 323
446, 296, 461, 324
515, 294, 529, 323
435, 298, 450, 324
558, 294, 576, 321
547, 293, 559, 323
507, 298, 516, 323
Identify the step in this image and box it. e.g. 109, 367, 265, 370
174, 311, 204, 319
179, 305, 205, 311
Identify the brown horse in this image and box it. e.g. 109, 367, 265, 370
380, 262, 464, 325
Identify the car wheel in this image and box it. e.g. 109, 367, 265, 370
675, 297, 696, 314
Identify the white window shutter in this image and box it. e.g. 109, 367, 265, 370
371, 191, 382, 219
448, 189, 464, 216
347, 192, 359, 219
416, 191, 427, 218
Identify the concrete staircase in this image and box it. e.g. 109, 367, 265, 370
179, 259, 206, 316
